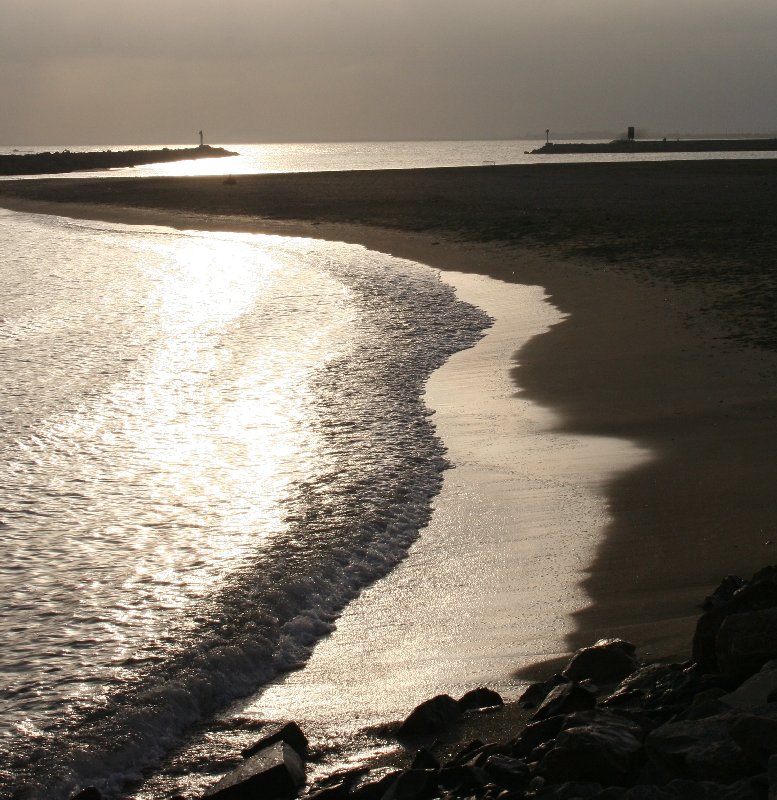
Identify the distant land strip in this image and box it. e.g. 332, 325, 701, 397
2, 159, 777, 348
0, 145, 238, 176
531, 138, 777, 154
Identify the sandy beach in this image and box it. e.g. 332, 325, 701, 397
2, 159, 777, 670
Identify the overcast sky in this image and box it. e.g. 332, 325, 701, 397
2, 0, 776, 145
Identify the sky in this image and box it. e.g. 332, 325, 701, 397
2, 0, 777, 145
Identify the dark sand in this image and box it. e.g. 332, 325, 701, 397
2, 160, 777, 668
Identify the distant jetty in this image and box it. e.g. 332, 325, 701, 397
531, 138, 777, 155
0, 145, 238, 176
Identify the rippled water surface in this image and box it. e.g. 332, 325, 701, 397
0, 209, 490, 798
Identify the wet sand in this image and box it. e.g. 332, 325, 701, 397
2, 161, 777, 666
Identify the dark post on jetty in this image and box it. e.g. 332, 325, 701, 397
628, 126, 635, 141
199, 130, 204, 148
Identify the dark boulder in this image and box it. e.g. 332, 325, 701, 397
381, 769, 435, 800
533, 682, 597, 721
70, 790, 102, 800
510, 716, 566, 757
520, 674, 569, 709
435, 764, 490, 794
729, 714, 777, 766
533, 780, 603, 798
605, 662, 701, 720
410, 748, 440, 770
481, 754, 529, 790
305, 782, 351, 800
458, 686, 504, 711
202, 741, 305, 799
715, 608, 777, 681
447, 738, 486, 766
692, 571, 777, 672
563, 639, 639, 685
702, 575, 747, 611
644, 712, 755, 784
396, 694, 461, 737
349, 769, 402, 800
539, 720, 643, 785
720, 659, 777, 708
241, 720, 308, 759
604, 777, 767, 799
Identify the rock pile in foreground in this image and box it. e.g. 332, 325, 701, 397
70, 567, 777, 799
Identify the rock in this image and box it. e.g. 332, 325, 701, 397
721, 660, 777, 708
716, 774, 771, 800
381, 769, 435, 800
768, 753, 777, 800
436, 764, 490, 794
349, 769, 402, 800
202, 741, 305, 800
461, 742, 504, 767
703, 575, 747, 611
729, 715, 777, 765
693, 574, 777, 672
604, 662, 701, 721
241, 720, 308, 759
305, 782, 351, 800
539, 721, 643, 785
716, 609, 777, 681
590, 778, 767, 799
644, 712, 754, 784
447, 739, 486, 765
533, 682, 597, 721
563, 639, 639, 685
70, 790, 102, 800
396, 694, 461, 737
458, 687, 504, 711
510, 716, 566, 757
410, 748, 440, 770
519, 674, 569, 709
533, 780, 603, 798
481, 754, 529, 790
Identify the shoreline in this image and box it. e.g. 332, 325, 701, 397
4, 161, 777, 795
3, 190, 777, 663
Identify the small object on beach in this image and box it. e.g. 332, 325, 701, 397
396, 693, 461, 737
458, 686, 504, 711
562, 638, 639, 685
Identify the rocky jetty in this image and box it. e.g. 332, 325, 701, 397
0, 145, 237, 176
70, 568, 777, 799
531, 139, 777, 155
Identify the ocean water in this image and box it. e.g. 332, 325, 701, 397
0, 208, 490, 798
0, 137, 733, 798
3, 138, 777, 182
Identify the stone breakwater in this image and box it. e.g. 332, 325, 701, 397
0, 146, 237, 176
67, 566, 777, 800
530, 139, 777, 154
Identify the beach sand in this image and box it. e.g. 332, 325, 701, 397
2, 161, 777, 668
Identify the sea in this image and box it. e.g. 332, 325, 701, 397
0, 140, 772, 799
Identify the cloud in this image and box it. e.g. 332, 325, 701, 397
2, 0, 776, 143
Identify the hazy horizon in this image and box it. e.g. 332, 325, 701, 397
3, 0, 777, 146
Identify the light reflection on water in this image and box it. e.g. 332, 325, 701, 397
0, 209, 490, 799
0, 214, 353, 730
